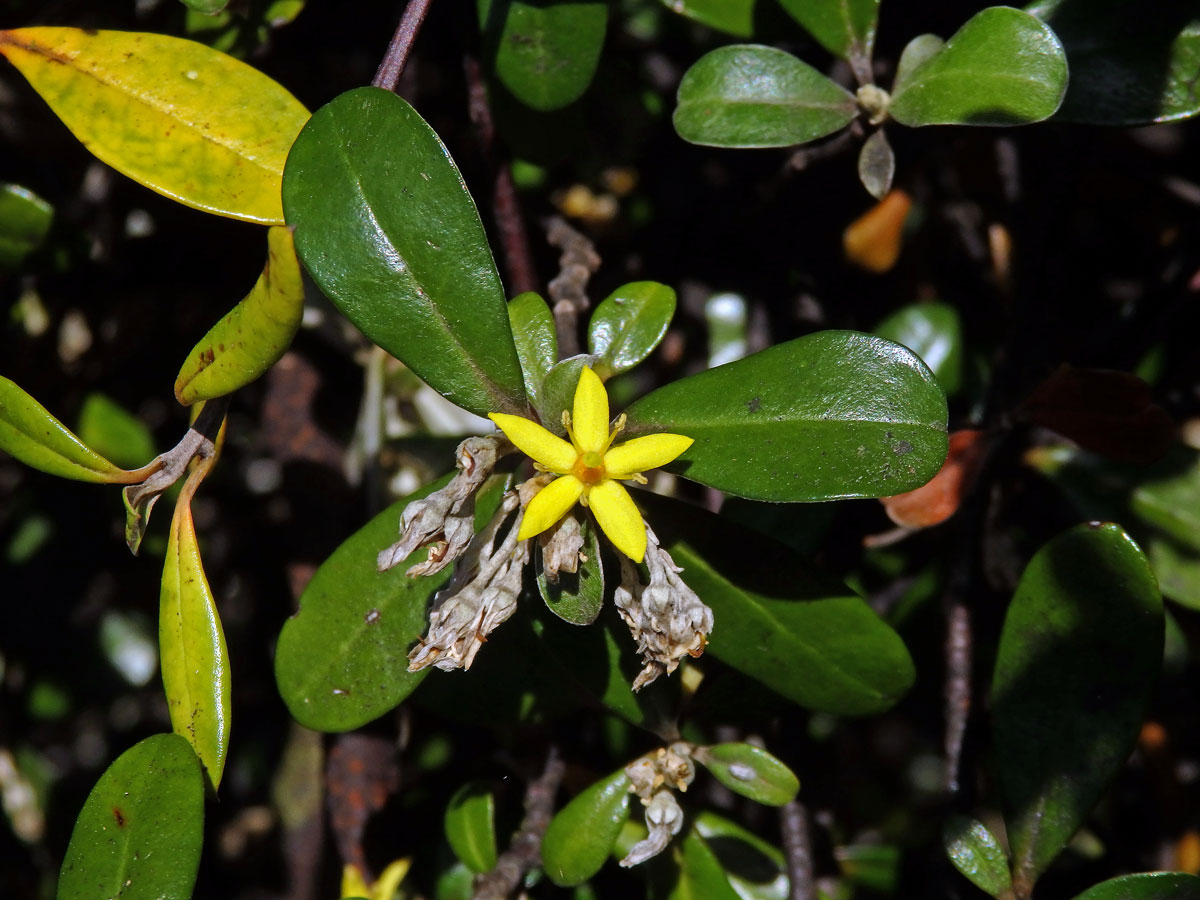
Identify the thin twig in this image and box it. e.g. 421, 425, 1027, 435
780, 799, 816, 900
545, 217, 600, 358
944, 600, 972, 795
372, 0, 435, 92
473, 746, 565, 900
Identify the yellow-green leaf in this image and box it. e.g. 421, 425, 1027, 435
0, 28, 309, 224
161, 491, 231, 789
0, 376, 133, 483
175, 226, 304, 404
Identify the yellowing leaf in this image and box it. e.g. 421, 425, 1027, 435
175, 226, 304, 404
843, 189, 912, 273
0, 28, 309, 224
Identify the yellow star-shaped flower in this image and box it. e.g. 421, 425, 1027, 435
489, 367, 692, 563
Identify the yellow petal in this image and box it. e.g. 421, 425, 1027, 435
589, 480, 647, 562
341, 863, 369, 899
518, 475, 584, 541
572, 367, 609, 453
370, 858, 412, 900
604, 433, 694, 479
489, 413, 576, 473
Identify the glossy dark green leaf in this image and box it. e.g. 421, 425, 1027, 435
0, 182, 52, 270
671, 830, 743, 900
57, 734, 204, 900
444, 781, 498, 874
509, 291, 557, 405
1028, 0, 1200, 124
693, 812, 787, 900
161, 498, 231, 789
889, 7, 1067, 127
874, 302, 964, 396
1071, 872, 1200, 900
641, 493, 916, 715
0, 376, 132, 483
623, 331, 948, 502
857, 128, 894, 200
282, 87, 527, 417
542, 768, 631, 886
777, 0, 880, 62
892, 34, 945, 92
943, 815, 1012, 898
274, 475, 505, 732
659, 0, 755, 38
588, 281, 676, 378
479, 0, 608, 111
993, 523, 1162, 887
537, 517, 605, 625
694, 743, 799, 806
674, 45, 858, 148
76, 393, 156, 470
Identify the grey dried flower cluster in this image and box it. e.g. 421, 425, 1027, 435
614, 524, 714, 690
620, 742, 696, 867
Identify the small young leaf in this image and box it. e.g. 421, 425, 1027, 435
693, 743, 799, 806
660, 0, 756, 38
444, 781, 498, 874
835, 843, 902, 893
588, 281, 676, 378
77, 393, 157, 471
943, 815, 1013, 898
509, 291, 558, 404
672, 829, 744, 900
692, 811, 787, 900
1070, 872, 1200, 900
1028, 0, 1200, 124
623, 331, 948, 502
542, 768, 631, 886
161, 495, 231, 789
777, 0, 881, 64
993, 523, 1162, 887
874, 302, 964, 395
175, 225, 304, 405
479, 0, 608, 111
0, 28, 308, 224
58, 734, 204, 900
283, 87, 528, 417
0, 377, 132, 483
537, 517, 605, 625
857, 129, 895, 200
892, 34, 945, 92
888, 8, 1067, 127
674, 45, 858, 148
0, 183, 52, 270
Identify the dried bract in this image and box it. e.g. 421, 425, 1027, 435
539, 511, 585, 583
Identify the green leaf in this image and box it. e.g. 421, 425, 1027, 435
1028, 0, 1200, 124
274, 475, 506, 732
693, 743, 799, 806
0, 376, 132, 483
693, 812, 787, 900
641, 493, 916, 715
659, 0, 756, 39
1071, 872, 1200, 900
835, 843, 901, 893
57, 734, 204, 900
874, 302, 964, 396
671, 830, 743, 900
182, 0, 230, 12
0, 183, 52, 270
588, 281, 676, 378
888, 7, 1068, 127
993, 523, 1162, 887
543, 768, 631, 886
537, 517, 605, 625
76, 393, 156, 471
444, 781, 498, 874
892, 34, 945, 92
161, 499, 231, 789
777, 0, 880, 63
943, 815, 1012, 898
479, 0, 608, 111
509, 291, 558, 405
1130, 449, 1200, 553
857, 128, 894, 200
623, 331, 948, 502
282, 86, 528, 417
1147, 536, 1200, 611
175, 225, 304, 405
673, 45, 858, 148
0, 28, 308, 224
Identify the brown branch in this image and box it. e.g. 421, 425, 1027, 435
545, 217, 600, 358
473, 746, 565, 900
372, 0, 435, 92
780, 799, 816, 900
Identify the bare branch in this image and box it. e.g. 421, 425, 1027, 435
372, 0, 435, 93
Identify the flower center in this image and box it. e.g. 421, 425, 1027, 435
573, 450, 607, 485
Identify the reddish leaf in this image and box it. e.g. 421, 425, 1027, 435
1024, 366, 1175, 464
881, 429, 989, 528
